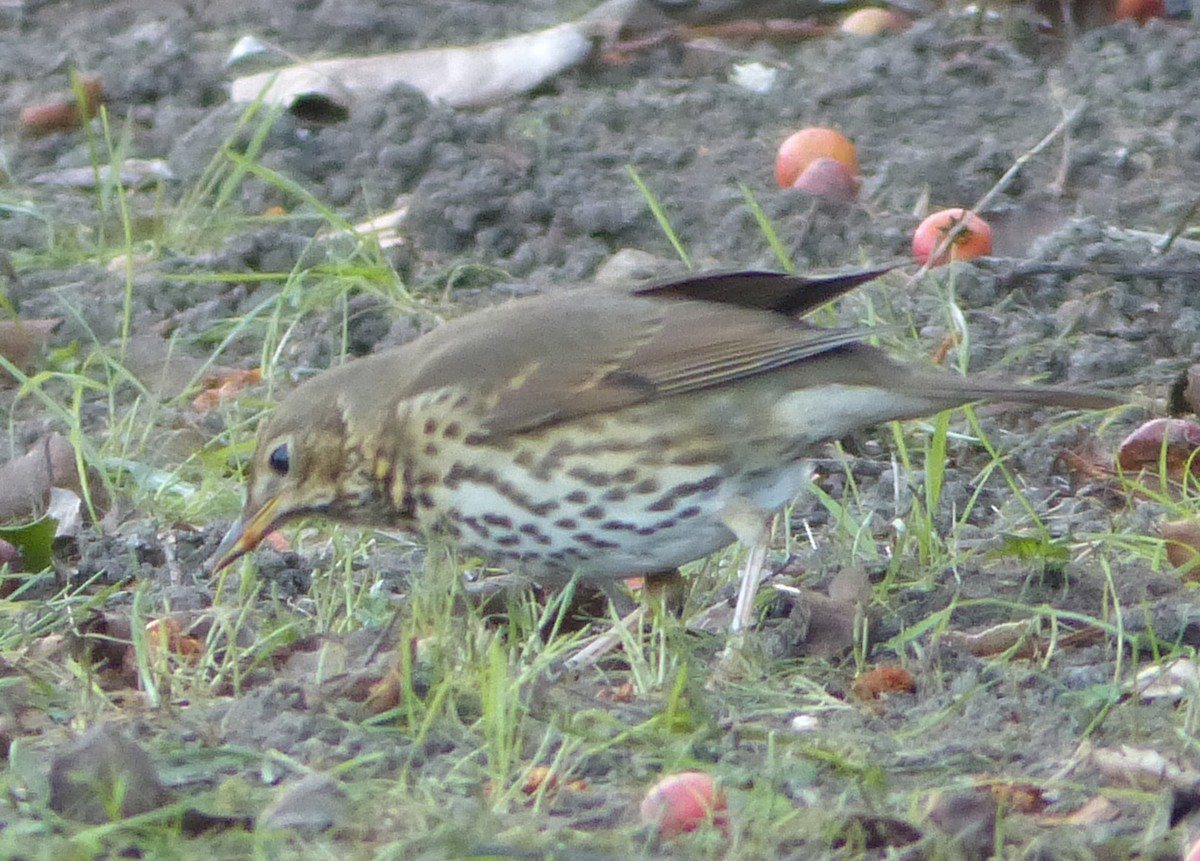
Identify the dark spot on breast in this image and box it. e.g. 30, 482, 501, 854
689, 476, 722, 494
566, 466, 613, 487
632, 478, 660, 495
416, 492, 435, 509
483, 514, 514, 529
565, 490, 589, 505
574, 533, 619, 549
580, 505, 605, 520
443, 422, 462, 439
601, 520, 637, 531
444, 463, 467, 489
496, 535, 521, 547
677, 506, 702, 519
424, 443, 439, 457
423, 418, 438, 434
613, 468, 637, 483
602, 488, 628, 502
554, 518, 578, 530
529, 501, 560, 516
671, 449, 715, 467
514, 450, 535, 468
461, 517, 489, 538
463, 432, 488, 446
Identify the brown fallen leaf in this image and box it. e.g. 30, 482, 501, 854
925, 788, 998, 859
19, 76, 104, 136
0, 432, 87, 525
1041, 794, 1120, 826
851, 665, 916, 700
982, 779, 1048, 815
144, 615, 204, 666
597, 680, 636, 703
1160, 519, 1200, 578
48, 724, 170, 822
0, 318, 61, 379
942, 619, 1104, 660
192, 367, 262, 412
123, 333, 209, 400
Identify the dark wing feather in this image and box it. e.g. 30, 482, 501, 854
386, 269, 885, 436
634, 267, 894, 315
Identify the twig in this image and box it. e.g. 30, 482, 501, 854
1155, 196, 1200, 255
905, 102, 1086, 289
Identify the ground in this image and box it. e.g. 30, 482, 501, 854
1, 0, 1200, 859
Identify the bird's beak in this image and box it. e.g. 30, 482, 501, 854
209, 495, 282, 572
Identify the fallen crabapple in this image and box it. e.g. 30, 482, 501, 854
840, 7, 911, 35
1114, 0, 1166, 23
791, 156, 860, 202
775, 127, 859, 189
1116, 417, 1200, 477
640, 771, 729, 839
912, 208, 992, 266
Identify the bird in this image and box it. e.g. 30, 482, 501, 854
210, 267, 1120, 634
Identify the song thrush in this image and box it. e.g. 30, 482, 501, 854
211, 268, 1120, 631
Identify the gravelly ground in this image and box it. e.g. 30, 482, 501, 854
2, 0, 1200, 857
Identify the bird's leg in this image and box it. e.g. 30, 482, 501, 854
721, 497, 776, 636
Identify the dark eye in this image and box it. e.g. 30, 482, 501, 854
267, 443, 290, 476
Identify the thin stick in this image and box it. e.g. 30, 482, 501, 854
905, 102, 1086, 289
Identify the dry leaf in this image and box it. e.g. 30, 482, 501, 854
19, 76, 104, 136
1044, 794, 1121, 826
925, 789, 997, 858
230, 21, 593, 114
1132, 657, 1200, 702
1090, 745, 1196, 790
851, 665, 916, 700
145, 615, 204, 666
1160, 519, 1200, 578
48, 725, 170, 822
0, 318, 60, 378
192, 367, 262, 412
982, 779, 1048, 815
0, 432, 84, 524
29, 159, 172, 189
942, 619, 1103, 660
597, 680, 636, 703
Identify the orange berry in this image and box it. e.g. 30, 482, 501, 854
1114, 0, 1165, 23
912, 208, 992, 266
791, 156, 860, 202
640, 772, 729, 839
840, 7, 911, 35
775, 127, 859, 188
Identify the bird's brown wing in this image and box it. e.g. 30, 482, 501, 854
393, 270, 883, 437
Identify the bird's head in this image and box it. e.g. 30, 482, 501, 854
209, 368, 395, 571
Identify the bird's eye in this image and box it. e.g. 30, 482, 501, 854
267, 443, 290, 476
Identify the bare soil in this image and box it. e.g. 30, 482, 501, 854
2, 1, 1200, 858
